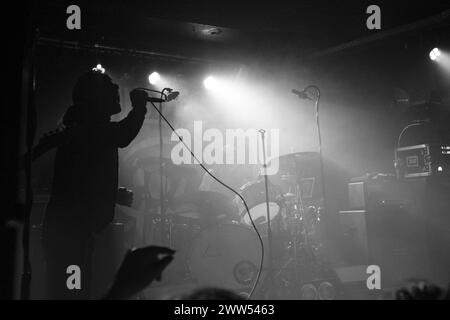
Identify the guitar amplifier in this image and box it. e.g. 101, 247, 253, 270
347, 173, 421, 210
394, 143, 450, 179
339, 205, 430, 289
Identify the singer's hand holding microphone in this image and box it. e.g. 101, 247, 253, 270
130, 88, 180, 109
130, 89, 149, 109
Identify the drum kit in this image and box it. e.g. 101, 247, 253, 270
127, 152, 329, 299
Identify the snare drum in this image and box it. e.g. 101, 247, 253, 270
187, 222, 264, 292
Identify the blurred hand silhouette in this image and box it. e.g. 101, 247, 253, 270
395, 280, 445, 300
105, 245, 175, 299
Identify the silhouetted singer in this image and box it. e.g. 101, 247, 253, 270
42, 70, 148, 299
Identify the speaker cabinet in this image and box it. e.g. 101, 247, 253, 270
339, 203, 430, 289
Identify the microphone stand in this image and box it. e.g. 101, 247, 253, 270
295, 86, 327, 213
259, 129, 275, 298
137, 87, 177, 247
158, 88, 171, 246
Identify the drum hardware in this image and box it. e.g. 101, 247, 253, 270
258, 149, 329, 298
275, 183, 312, 286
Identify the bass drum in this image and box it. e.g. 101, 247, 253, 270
187, 223, 263, 292
235, 179, 283, 236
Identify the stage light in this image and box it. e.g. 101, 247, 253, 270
429, 48, 441, 61
148, 72, 161, 85
203, 76, 219, 90
202, 74, 274, 126
92, 64, 105, 73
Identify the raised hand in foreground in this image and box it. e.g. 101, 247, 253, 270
105, 246, 175, 300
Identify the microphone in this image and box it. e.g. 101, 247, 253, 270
167, 91, 180, 102
146, 91, 180, 103
292, 89, 313, 100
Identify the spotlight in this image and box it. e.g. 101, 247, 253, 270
203, 76, 218, 90
148, 72, 161, 85
92, 64, 105, 73
429, 48, 441, 61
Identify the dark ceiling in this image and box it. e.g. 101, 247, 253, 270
34, 0, 450, 64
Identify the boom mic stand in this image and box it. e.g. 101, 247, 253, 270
292, 86, 327, 213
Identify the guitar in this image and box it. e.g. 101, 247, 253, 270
20, 126, 78, 168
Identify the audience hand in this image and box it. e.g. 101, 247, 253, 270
395, 280, 445, 300
105, 246, 175, 299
